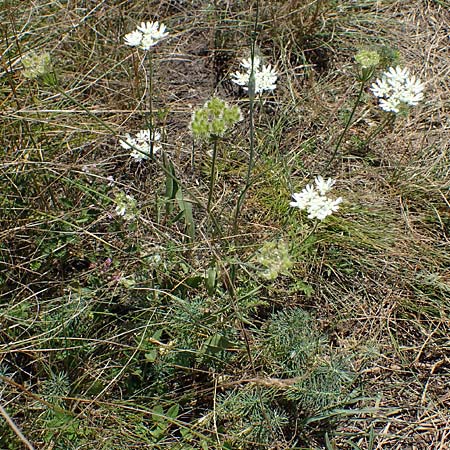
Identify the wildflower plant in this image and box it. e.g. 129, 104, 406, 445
190, 97, 243, 215
290, 176, 343, 221
120, 129, 162, 161
370, 66, 425, 113
124, 21, 169, 50
22, 51, 52, 79
231, 55, 278, 95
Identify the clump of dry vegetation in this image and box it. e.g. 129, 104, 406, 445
1, 0, 449, 449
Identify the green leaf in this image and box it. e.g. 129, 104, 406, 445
166, 404, 179, 419
206, 265, 217, 295
175, 189, 195, 240
201, 333, 231, 355
151, 405, 164, 423
145, 349, 158, 362
164, 155, 178, 214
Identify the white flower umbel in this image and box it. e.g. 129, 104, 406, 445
290, 177, 343, 221
124, 30, 143, 47
306, 196, 343, 221
124, 21, 169, 50
115, 192, 138, 221
120, 129, 162, 162
231, 55, 278, 94
370, 66, 424, 113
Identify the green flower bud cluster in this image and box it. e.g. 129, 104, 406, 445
256, 240, 293, 281
22, 51, 53, 80
190, 97, 243, 141
355, 49, 380, 69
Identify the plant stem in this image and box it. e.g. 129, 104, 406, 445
146, 52, 155, 158
361, 113, 395, 149
232, 22, 257, 235
322, 74, 367, 173
207, 137, 218, 215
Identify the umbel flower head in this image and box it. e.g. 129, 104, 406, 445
21, 51, 53, 81
231, 55, 278, 95
290, 176, 343, 221
256, 240, 293, 280
120, 129, 162, 161
115, 192, 138, 221
355, 49, 380, 69
124, 21, 169, 50
370, 66, 424, 113
190, 97, 243, 141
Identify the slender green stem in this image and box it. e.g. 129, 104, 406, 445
207, 137, 218, 215
361, 113, 395, 149
146, 52, 155, 158
229, 0, 275, 437
323, 76, 367, 173
232, 24, 257, 235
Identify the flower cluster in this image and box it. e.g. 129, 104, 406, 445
21, 51, 52, 80
256, 240, 293, 280
124, 21, 169, 50
370, 66, 424, 113
354, 49, 380, 70
115, 192, 138, 221
290, 176, 343, 221
231, 55, 278, 94
190, 97, 243, 141
120, 129, 162, 161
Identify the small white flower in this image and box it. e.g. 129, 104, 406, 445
124, 21, 169, 51
129, 145, 150, 162
137, 21, 167, 38
255, 64, 278, 93
379, 97, 401, 113
115, 193, 138, 221
290, 177, 342, 221
124, 30, 143, 47
115, 204, 127, 217
290, 184, 319, 210
120, 133, 137, 150
240, 56, 262, 70
231, 70, 249, 88
314, 176, 335, 196
121, 129, 162, 162
370, 66, 424, 113
385, 66, 409, 83
307, 197, 343, 220
232, 55, 278, 94
370, 77, 391, 98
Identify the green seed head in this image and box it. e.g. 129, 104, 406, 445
190, 97, 242, 141
222, 105, 243, 127
206, 97, 226, 117
355, 50, 380, 69
256, 240, 293, 280
22, 51, 53, 80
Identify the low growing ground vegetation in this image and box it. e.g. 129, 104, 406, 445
1, 0, 449, 449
